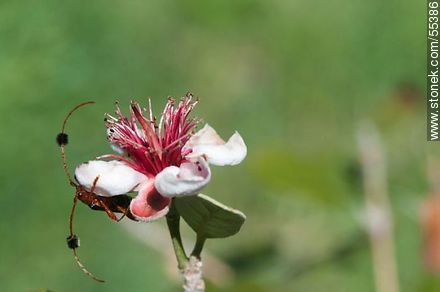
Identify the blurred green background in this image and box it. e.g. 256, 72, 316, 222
0, 0, 428, 291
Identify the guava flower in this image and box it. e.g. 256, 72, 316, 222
74, 94, 247, 221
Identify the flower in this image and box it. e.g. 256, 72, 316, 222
74, 94, 247, 222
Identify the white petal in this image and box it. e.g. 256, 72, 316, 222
75, 160, 149, 197
184, 124, 225, 149
154, 158, 211, 197
185, 125, 247, 166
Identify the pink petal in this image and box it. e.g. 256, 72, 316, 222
129, 180, 171, 222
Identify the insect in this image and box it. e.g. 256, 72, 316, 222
57, 101, 136, 282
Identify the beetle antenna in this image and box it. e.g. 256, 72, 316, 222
67, 196, 105, 283
72, 249, 105, 283
57, 101, 95, 186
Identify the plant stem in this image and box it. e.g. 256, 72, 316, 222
183, 256, 205, 292
166, 201, 188, 270
191, 235, 206, 259
166, 200, 206, 291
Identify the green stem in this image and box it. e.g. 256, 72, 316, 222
191, 235, 206, 259
166, 201, 189, 270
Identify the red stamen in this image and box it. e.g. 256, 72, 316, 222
105, 95, 199, 175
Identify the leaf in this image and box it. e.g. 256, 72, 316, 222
174, 194, 246, 239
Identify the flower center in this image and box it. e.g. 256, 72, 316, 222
105, 94, 199, 177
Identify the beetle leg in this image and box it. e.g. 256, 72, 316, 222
98, 200, 119, 221
114, 206, 129, 222
90, 175, 100, 194
90, 176, 128, 222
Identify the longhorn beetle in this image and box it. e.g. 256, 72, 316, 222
57, 101, 137, 283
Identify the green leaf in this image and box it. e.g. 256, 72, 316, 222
174, 194, 246, 239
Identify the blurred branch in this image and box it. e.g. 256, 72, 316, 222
357, 122, 400, 292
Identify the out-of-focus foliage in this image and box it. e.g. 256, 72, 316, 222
0, 0, 426, 291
